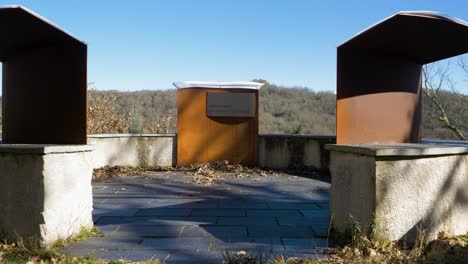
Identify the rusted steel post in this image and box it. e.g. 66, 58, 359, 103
337, 12, 468, 144
0, 6, 87, 144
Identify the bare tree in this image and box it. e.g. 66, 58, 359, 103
87, 83, 132, 134
457, 56, 468, 102
423, 59, 467, 140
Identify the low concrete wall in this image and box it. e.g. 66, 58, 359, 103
88, 134, 336, 170
259, 134, 335, 170
326, 143, 468, 242
88, 134, 176, 168
0, 144, 94, 247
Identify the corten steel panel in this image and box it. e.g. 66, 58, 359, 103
177, 88, 258, 166
0, 6, 87, 144
337, 12, 468, 144
207, 93, 255, 117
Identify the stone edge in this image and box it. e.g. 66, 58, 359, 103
88, 133, 177, 138
0, 144, 95, 154
325, 143, 468, 157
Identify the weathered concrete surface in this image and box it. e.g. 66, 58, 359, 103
88, 134, 176, 168
0, 144, 94, 247
88, 134, 336, 171
375, 155, 468, 241
328, 152, 376, 235
327, 144, 468, 242
326, 143, 468, 157
259, 134, 335, 170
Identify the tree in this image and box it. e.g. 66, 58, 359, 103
423, 58, 468, 140
457, 56, 468, 103
87, 83, 132, 134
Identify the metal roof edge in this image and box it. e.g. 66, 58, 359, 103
337, 10, 468, 49
0, 5, 87, 46
173, 81, 265, 90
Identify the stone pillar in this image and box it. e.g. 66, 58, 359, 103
326, 144, 468, 242
0, 145, 94, 247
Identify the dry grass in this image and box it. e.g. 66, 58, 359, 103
0, 226, 160, 264
423, 232, 468, 264
222, 250, 272, 264
2, 233, 465, 263
319, 231, 466, 264
92, 165, 169, 182
92, 161, 274, 185
178, 160, 272, 185
221, 232, 467, 264
88, 86, 132, 134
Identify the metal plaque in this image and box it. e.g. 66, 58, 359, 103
207, 93, 255, 117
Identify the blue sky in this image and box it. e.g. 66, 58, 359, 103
1, 0, 468, 92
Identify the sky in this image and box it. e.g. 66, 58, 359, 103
1, 0, 468, 92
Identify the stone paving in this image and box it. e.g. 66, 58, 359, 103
62, 171, 331, 263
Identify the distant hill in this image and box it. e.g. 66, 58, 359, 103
93, 81, 336, 135
0, 81, 466, 140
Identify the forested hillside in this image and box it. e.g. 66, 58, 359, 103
0, 80, 466, 140
88, 81, 336, 135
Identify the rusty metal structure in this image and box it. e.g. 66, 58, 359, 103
175, 81, 263, 166
0, 6, 87, 144
337, 11, 468, 144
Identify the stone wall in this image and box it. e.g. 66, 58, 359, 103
258, 134, 335, 170
88, 134, 336, 170
88, 134, 176, 168
0, 144, 94, 247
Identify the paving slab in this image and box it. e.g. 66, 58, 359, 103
96, 216, 217, 226
301, 209, 330, 217
217, 216, 277, 226
140, 238, 213, 251
277, 215, 329, 226
135, 208, 192, 217
211, 237, 283, 251
168, 202, 219, 208
248, 226, 315, 238
247, 209, 303, 217
94, 198, 160, 204
218, 201, 269, 209
98, 225, 182, 238
267, 202, 321, 210
64, 172, 331, 262
191, 208, 245, 217
63, 237, 142, 250
179, 226, 247, 239
93, 207, 139, 217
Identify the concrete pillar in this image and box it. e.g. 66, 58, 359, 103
0, 145, 94, 247
326, 144, 468, 242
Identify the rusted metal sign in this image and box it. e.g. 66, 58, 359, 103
207, 92, 255, 117
176, 85, 260, 166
